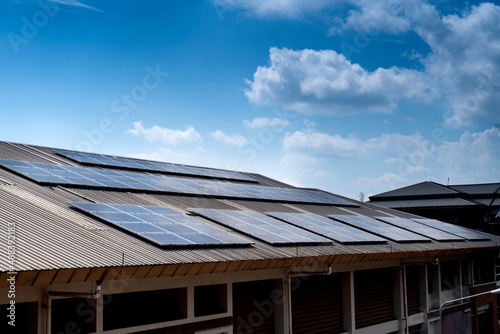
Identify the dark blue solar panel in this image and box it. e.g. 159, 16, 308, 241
116, 222, 168, 233
329, 215, 431, 243
267, 212, 387, 244
411, 218, 490, 241
189, 208, 332, 245
54, 149, 256, 182
0, 159, 357, 205
144, 233, 194, 245
375, 217, 464, 242
70, 202, 253, 246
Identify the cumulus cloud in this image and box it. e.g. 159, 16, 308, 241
210, 130, 248, 146
126, 121, 202, 144
418, 3, 500, 127
329, 1, 500, 127
245, 47, 434, 115
243, 117, 290, 129
234, 1, 500, 127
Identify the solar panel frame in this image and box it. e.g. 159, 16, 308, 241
70, 202, 254, 247
374, 216, 464, 242
266, 212, 387, 244
0, 159, 357, 205
54, 149, 257, 182
189, 208, 333, 245
328, 214, 431, 243
410, 218, 490, 241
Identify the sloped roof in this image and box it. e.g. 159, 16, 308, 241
449, 183, 500, 195
0, 141, 498, 282
370, 197, 481, 209
370, 181, 459, 199
369, 180, 500, 210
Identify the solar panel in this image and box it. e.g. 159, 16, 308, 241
70, 202, 253, 247
266, 212, 387, 244
411, 218, 490, 241
0, 159, 356, 205
189, 208, 332, 245
54, 149, 256, 182
328, 215, 431, 243
375, 217, 464, 242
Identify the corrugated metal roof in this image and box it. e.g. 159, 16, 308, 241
0, 141, 499, 276
365, 197, 480, 209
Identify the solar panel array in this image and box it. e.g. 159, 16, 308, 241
329, 215, 431, 243
0, 159, 355, 205
189, 208, 332, 245
375, 217, 464, 242
266, 212, 387, 244
54, 149, 255, 182
70, 202, 253, 246
411, 218, 490, 241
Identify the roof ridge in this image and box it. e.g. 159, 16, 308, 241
429, 181, 462, 194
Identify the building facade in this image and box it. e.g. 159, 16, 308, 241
0, 142, 499, 334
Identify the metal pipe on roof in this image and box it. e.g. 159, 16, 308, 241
45, 280, 102, 334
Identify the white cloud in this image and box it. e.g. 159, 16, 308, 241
235, 1, 500, 127
355, 173, 408, 198
330, 0, 416, 35
50, 0, 100, 11
282, 130, 426, 163
210, 130, 248, 146
128, 147, 205, 165
211, 0, 336, 18
433, 127, 500, 183
355, 127, 500, 196
329, 1, 500, 127
243, 117, 290, 129
126, 121, 202, 144
245, 47, 434, 115
418, 3, 500, 127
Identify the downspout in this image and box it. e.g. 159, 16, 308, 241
285, 265, 332, 334
402, 263, 409, 334
401, 258, 438, 334
45, 280, 102, 334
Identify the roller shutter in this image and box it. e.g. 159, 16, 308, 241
406, 266, 421, 315
355, 268, 394, 329
291, 274, 344, 334
233, 280, 275, 334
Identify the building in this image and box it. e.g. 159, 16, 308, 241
368, 181, 500, 235
0, 141, 499, 334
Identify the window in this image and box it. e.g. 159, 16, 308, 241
474, 257, 495, 284
104, 288, 187, 331
52, 298, 96, 333
441, 261, 460, 291
1, 301, 37, 334
195, 284, 227, 317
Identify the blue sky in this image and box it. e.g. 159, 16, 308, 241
1, 0, 499, 199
